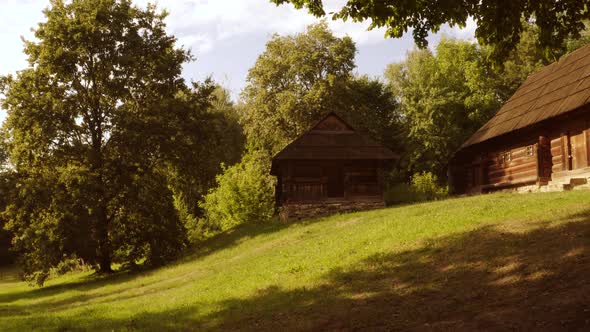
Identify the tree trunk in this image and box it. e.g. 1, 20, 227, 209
97, 203, 113, 274
90, 117, 112, 273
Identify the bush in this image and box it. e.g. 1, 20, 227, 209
52, 257, 92, 275
411, 171, 448, 201
195, 150, 276, 241
384, 171, 448, 205
384, 183, 419, 205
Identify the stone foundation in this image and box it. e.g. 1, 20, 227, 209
279, 200, 385, 222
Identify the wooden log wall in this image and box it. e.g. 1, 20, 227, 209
453, 110, 590, 194
345, 169, 380, 197
287, 178, 327, 202
281, 161, 384, 203
484, 143, 539, 188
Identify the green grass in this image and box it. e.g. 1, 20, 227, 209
2, 191, 590, 331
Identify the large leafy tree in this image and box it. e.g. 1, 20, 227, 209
386, 24, 590, 180
240, 22, 401, 155
0, 0, 218, 284
240, 22, 355, 154
271, 0, 590, 59
386, 39, 500, 179
169, 86, 245, 228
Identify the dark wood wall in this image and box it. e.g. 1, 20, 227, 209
275, 160, 387, 205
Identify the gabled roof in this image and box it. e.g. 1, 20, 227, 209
461, 43, 590, 149
272, 112, 398, 162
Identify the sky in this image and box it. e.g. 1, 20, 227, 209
0, 0, 477, 124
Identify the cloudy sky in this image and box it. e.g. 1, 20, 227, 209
0, 0, 477, 124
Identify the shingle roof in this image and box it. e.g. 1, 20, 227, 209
272, 112, 398, 161
461, 44, 590, 148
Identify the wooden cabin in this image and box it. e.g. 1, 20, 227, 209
451, 44, 590, 194
271, 113, 398, 220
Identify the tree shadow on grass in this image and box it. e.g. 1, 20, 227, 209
183, 214, 337, 262
5, 209, 590, 331
0, 265, 157, 306
131, 208, 590, 331
0, 212, 333, 316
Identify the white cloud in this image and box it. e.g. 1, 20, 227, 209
143, 0, 476, 56
0, 1, 45, 76
177, 34, 214, 54
0, 0, 476, 123
138, 0, 400, 55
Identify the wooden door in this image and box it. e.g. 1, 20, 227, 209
326, 166, 344, 198
538, 137, 552, 181
570, 130, 588, 170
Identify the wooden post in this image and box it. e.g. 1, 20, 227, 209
377, 161, 385, 202
478, 153, 488, 187
275, 171, 282, 206
537, 137, 546, 183
343, 165, 349, 201
561, 133, 568, 171
470, 155, 484, 192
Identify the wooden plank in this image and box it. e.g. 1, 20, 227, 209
488, 147, 533, 162
561, 133, 569, 171
510, 148, 534, 159
481, 175, 538, 190
488, 168, 539, 184
488, 161, 538, 178
552, 166, 590, 179
537, 138, 552, 181
551, 137, 562, 148
571, 129, 588, 169
550, 146, 562, 155
488, 157, 536, 171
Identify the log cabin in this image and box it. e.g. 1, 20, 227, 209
450, 44, 590, 194
271, 113, 398, 220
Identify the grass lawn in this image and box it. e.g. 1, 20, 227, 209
2, 191, 590, 331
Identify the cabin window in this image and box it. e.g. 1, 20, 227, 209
526, 145, 534, 156
498, 151, 512, 164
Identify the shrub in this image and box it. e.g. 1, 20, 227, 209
196, 150, 276, 241
384, 183, 419, 205
411, 171, 448, 201
52, 257, 92, 275
384, 171, 448, 205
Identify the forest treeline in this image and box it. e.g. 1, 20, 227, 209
0, 0, 588, 285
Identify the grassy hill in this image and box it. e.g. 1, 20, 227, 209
1, 191, 590, 331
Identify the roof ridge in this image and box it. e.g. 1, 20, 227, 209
458, 43, 590, 150
518, 45, 590, 87
490, 70, 590, 130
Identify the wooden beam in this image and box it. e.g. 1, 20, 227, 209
561, 133, 568, 171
